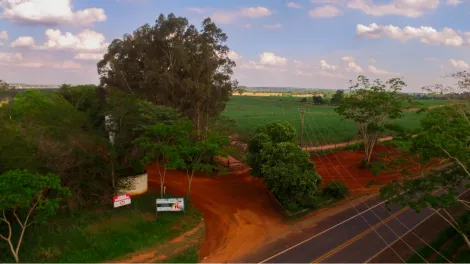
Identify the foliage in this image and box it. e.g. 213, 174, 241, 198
0, 191, 201, 263
0, 170, 70, 262
330, 90, 344, 105
246, 120, 297, 177
0, 80, 16, 102
322, 181, 349, 199
300, 97, 307, 103
0, 90, 112, 210
313, 95, 324, 105
105, 91, 182, 177
57, 84, 104, 129
335, 75, 412, 165
260, 142, 322, 204
98, 13, 237, 134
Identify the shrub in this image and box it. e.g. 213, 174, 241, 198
322, 181, 349, 199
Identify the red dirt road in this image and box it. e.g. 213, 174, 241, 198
147, 167, 286, 263
312, 144, 437, 192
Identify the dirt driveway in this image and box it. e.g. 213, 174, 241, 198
147, 166, 286, 263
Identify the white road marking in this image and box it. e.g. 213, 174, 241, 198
259, 195, 388, 263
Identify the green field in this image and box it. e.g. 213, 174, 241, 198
223, 96, 452, 146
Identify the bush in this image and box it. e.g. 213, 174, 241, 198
322, 181, 349, 199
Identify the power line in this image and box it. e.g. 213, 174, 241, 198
306, 112, 449, 263
297, 108, 409, 263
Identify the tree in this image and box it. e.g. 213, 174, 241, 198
335, 75, 412, 166
0, 170, 70, 262
0, 90, 112, 210
98, 14, 237, 135
313, 95, 323, 105
330, 90, 344, 105
246, 121, 297, 177
260, 142, 322, 204
134, 119, 193, 198
0, 80, 16, 103
236, 86, 247, 95
382, 70, 470, 248
176, 131, 228, 196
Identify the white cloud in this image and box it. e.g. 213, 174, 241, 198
54, 60, 82, 69
74, 52, 103, 61
296, 69, 345, 79
287, 2, 302, 8
16, 62, 43, 68
0, 52, 22, 62
210, 6, 273, 24
446, 0, 462, 5
0, 30, 7, 40
309, 5, 342, 17
341, 56, 363, 73
367, 65, 398, 75
369, 58, 377, 63
347, 0, 439, 18
185, 7, 207, 14
227, 50, 242, 61
294, 60, 303, 67
0, 0, 107, 26
241, 61, 267, 70
341, 56, 355, 62
449, 59, 469, 69
239, 6, 272, 17
356, 23, 465, 47
41, 29, 108, 52
263, 23, 282, 30
11, 36, 35, 48
320, 60, 337, 71
259, 52, 287, 66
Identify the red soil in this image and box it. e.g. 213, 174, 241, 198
147, 166, 286, 263
312, 144, 438, 192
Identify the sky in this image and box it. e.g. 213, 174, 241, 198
0, 0, 469, 91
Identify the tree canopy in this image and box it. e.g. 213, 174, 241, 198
335, 75, 412, 165
0, 169, 70, 262
98, 13, 237, 134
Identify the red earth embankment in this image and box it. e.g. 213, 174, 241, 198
312, 144, 439, 192
147, 166, 286, 263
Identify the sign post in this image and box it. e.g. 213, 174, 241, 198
156, 198, 185, 215
113, 194, 131, 208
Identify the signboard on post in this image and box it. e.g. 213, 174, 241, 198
113, 194, 131, 208
156, 198, 185, 212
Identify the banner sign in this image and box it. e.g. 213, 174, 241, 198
113, 194, 131, 208
156, 198, 184, 212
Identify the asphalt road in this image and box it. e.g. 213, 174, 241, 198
245, 186, 470, 263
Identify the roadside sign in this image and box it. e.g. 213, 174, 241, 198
113, 194, 131, 208
156, 198, 184, 212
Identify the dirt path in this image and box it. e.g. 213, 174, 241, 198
147, 167, 286, 263
115, 222, 205, 263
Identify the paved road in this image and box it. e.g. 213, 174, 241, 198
240, 186, 470, 263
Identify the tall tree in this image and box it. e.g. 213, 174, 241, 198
335, 75, 412, 166
98, 13, 237, 135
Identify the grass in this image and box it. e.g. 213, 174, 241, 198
0, 191, 202, 263
223, 96, 453, 146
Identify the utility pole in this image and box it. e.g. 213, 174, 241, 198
299, 108, 307, 148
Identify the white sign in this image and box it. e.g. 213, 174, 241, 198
156, 198, 184, 212
113, 194, 131, 208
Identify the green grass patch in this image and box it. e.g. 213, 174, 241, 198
0, 191, 201, 263
223, 96, 450, 146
